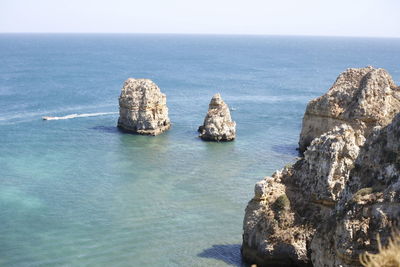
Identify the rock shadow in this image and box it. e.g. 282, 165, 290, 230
197, 244, 246, 266
90, 126, 121, 134
271, 144, 300, 157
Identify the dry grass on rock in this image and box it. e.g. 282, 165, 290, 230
360, 231, 400, 267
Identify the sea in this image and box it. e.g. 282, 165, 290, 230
0, 34, 399, 266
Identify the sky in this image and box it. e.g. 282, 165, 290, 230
1, 0, 399, 37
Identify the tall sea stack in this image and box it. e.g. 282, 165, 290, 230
198, 93, 236, 141
118, 78, 170, 135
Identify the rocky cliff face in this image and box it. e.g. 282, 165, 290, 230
243, 125, 362, 267
242, 166, 315, 267
311, 114, 400, 267
299, 66, 400, 152
118, 78, 170, 135
242, 67, 400, 267
198, 93, 236, 141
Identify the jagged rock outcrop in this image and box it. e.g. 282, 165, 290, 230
311, 114, 400, 267
242, 67, 400, 267
118, 78, 170, 135
243, 125, 363, 266
299, 66, 400, 152
296, 125, 365, 205
198, 93, 236, 141
242, 167, 315, 267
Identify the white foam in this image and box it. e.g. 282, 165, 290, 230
42, 112, 118, 120
0, 103, 116, 122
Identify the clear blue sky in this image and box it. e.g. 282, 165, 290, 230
1, 0, 399, 37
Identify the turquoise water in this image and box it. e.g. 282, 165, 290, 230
1, 34, 399, 266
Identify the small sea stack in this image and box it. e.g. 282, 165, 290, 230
117, 78, 170, 135
198, 93, 236, 141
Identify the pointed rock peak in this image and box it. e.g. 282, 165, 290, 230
209, 93, 224, 107
198, 93, 236, 142
212, 93, 221, 100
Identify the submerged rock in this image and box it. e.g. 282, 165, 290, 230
242, 67, 400, 267
118, 78, 170, 135
198, 93, 236, 141
299, 66, 400, 152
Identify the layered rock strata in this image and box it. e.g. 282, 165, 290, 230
198, 93, 236, 141
242, 67, 400, 267
118, 78, 170, 135
299, 66, 400, 152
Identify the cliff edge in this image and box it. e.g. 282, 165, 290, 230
242, 67, 400, 267
299, 66, 400, 152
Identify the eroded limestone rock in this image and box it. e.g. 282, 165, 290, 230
243, 67, 400, 267
242, 169, 314, 267
297, 124, 365, 205
242, 125, 362, 266
118, 78, 170, 135
311, 113, 400, 267
198, 93, 236, 141
299, 66, 400, 152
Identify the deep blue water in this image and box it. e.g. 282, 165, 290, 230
0, 34, 399, 266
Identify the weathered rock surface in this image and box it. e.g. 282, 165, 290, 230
242, 67, 400, 267
311, 114, 400, 267
243, 125, 361, 266
299, 66, 400, 152
242, 168, 315, 267
198, 93, 236, 141
118, 78, 170, 135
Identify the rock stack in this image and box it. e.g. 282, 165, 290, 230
242, 67, 400, 267
198, 93, 236, 141
117, 78, 170, 135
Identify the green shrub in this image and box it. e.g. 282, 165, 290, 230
273, 194, 290, 211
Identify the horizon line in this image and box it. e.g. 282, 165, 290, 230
0, 32, 399, 39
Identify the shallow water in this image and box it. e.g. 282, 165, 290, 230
0, 34, 399, 266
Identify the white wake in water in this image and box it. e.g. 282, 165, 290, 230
42, 112, 118, 120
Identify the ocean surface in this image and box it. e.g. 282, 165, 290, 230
0, 34, 399, 266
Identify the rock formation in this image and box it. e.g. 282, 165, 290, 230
243, 125, 362, 267
242, 67, 400, 267
243, 166, 315, 267
311, 114, 400, 267
198, 93, 236, 141
118, 78, 170, 135
299, 66, 400, 152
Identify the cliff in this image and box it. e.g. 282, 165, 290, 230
118, 78, 170, 135
312, 113, 400, 266
242, 67, 400, 267
299, 66, 400, 152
